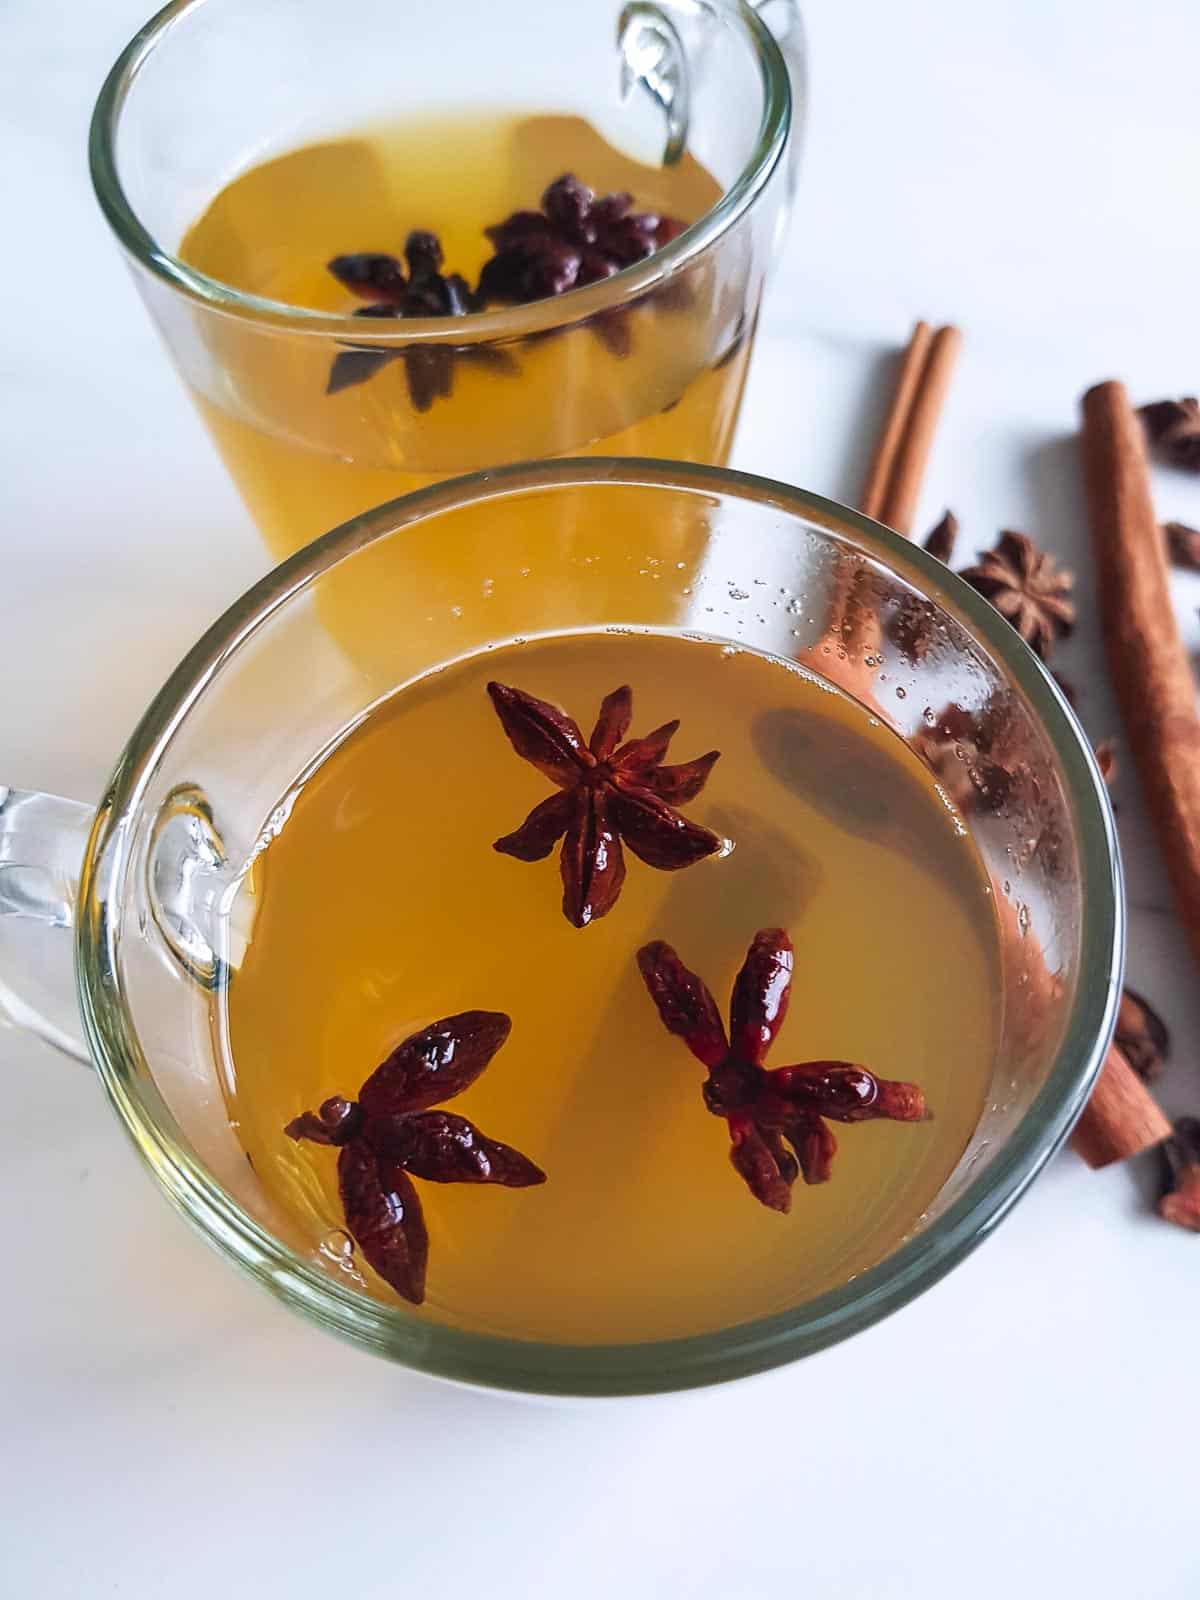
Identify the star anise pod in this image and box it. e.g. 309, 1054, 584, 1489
477, 174, 685, 355
912, 697, 1023, 817
637, 929, 928, 1211
326, 230, 514, 409
286, 1011, 544, 1303
1139, 398, 1200, 471
960, 530, 1076, 659
478, 173, 684, 304
1158, 1117, 1200, 1232
1165, 520, 1200, 570
923, 508, 960, 563
1115, 987, 1169, 1081
488, 682, 722, 928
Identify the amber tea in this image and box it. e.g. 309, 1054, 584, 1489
219, 631, 999, 1345
180, 110, 750, 563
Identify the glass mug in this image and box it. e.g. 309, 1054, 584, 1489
1, 461, 1121, 1395
89, 0, 805, 564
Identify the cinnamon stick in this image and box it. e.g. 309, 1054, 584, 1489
1072, 1043, 1171, 1169
881, 326, 962, 536
860, 323, 962, 534
1081, 380, 1200, 968
860, 322, 933, 523
818, 318, 962, 682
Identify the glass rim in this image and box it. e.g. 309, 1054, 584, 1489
87, 0, 793, 347
75, 457, 1124, 1397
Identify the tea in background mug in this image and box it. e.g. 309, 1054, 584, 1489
90, 0, 805, 561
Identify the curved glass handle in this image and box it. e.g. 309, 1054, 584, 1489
0, 786, 94, 1064
618, 1, 806, 206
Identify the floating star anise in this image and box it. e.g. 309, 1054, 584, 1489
478, 173, 684, 305
324, 175, 686, 395
960, 530, 1076, 659
477, 174, 685, 356
286, 1011, 544, 1303
326, 230, 514, 409
1139, 397, 1200, 471
637, 929, 928, 1212
488, 682, 723, 929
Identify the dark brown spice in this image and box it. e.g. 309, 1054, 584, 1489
885, 595, 942, 662
477, 174, 684, 306
960, 531, 1076, 659
637, 928, 928, 1212
1158, 1117, 1200, 1232
912, 698, 1022, 816
326, 231, 518, 409
1094, 737, 1117, 786
1114, 987, 1169, 1081
1164, 520, 1200, 570
326, 174, 686, 399
488, 682, 722, 928
923, 509, 959, 563
476, 174, 686, 358
286, 1012, 544, 1303
1138, 398, 1200, 471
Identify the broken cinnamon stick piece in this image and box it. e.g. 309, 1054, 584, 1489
1071, 1043, 1171, 1169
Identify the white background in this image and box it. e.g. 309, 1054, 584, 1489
3, 2, 1200, 1595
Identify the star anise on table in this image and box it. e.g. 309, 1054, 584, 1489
637, 929, 928, 1212
1115, 987, 1170, 1081
488, 682, 723, 929
1165, 520, 1200, 570
959, 530, 1076, 659
1159, 1117, 1200, 1232
285, 1011, 544, 1304
326, 230, 514, 409
477, 174, 685, 355
1139, 397, 1200, 471
922, 508, 960, 563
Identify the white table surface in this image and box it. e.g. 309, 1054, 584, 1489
3, 2, 1199, 1595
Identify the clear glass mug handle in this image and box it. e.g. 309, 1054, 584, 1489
1, 782, 234, 1065
0, 787, 94, 1062
618, 0, 806, 191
